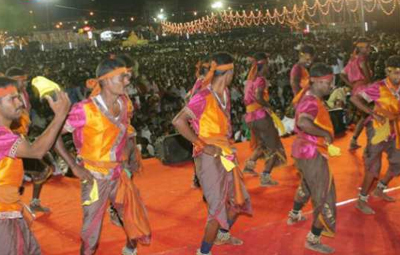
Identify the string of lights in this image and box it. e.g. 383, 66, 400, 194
161, 0, 400, 35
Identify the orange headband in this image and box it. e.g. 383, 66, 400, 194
202, 61, 234, 86
311, 74, 334, 81
11, 75, 28, 81
0, 85, 18, 98
247, 57, 267, 81
86, 67, 131, 97
356, 42, 369, 48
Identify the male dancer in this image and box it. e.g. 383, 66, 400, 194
242, 52, 287, 186
0, 77, 70, 254
55, 57, 151, 255
351, 55, 400, 214
340, 38, 373, 150
287, 63, 336, 254
186, 57, 211, 189
6, 67, 54, 213
291, 45, 315, 104
173, 52, 252, 255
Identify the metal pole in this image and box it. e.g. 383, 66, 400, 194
46, 2, 50, 30
360, 0, 365, 36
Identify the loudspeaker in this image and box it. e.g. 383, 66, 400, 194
155, 134, 193, 164
329, 108, 347, 136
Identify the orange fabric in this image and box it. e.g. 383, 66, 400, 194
11, 110, 30, 136
197, 94, 229, 143
313, 99, 335, 156
202, 61, 234, 87
79, 102, 126, 175
292, 67, 310, 105
0, 86, 17, 98
115, 170, 151, 244
246, 102, 263, 113
0, 157, 24, 212
247, 58, 267, 82
86, 67, 130, 97
373, 79, 400, 148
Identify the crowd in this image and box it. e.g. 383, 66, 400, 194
1, 29, 399, 158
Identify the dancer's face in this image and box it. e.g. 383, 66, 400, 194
0, 87, 24, 121
106, 71, 131, 95
312, 76, 334, 97
300, 53, 313, 67
387, 68, 400, 86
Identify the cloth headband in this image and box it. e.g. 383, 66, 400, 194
10, 75, 28, 81
0, 85, 18, 98
311, 74, 334, 81
356, 42, 369, 48
247, 57, 267, 81
202, 61, 234, 87
86, 67, 131, 97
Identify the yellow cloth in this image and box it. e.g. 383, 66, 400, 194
31, 76, 60, 98
82, 180, 99, 206
327, 144, 341, 157
270, 110, 286, 135
220, 151, 237, 172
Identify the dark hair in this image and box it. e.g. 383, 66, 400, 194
211, 52, 234, 77
5, 67, 26, 77
253, 52, 268, 71
253, 52, 268, 61
117, 54, 134, 69
199, 55, 211, 76
95, 58, 126, 78
300, 45, 315, 56
385, 55, 400, 68
354, 37, 370, 54
211, 52, 234, 66
310, 63, 333, 78
0, 77, 18, 89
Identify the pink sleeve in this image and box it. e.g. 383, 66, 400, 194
290, 65, 301, 80
254, 77, 266, 90
64, 102, 86, 133
0, 128, 22, 159
185, 92, 206, 120
297, 97, 318, 120
358, 82, 380, 103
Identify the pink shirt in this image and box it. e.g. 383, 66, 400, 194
343, 55, 367, 83
291, 93, 320, 159
244, 77, 267, 123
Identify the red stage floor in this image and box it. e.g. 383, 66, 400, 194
22, 132, 400, 255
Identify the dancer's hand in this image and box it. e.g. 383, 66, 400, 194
324, 132, 333, 145
45, 91, 71, 119
71, 164, 93, 183
203, 145, 223, 157
372, 113, 386, 124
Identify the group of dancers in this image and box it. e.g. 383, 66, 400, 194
0, 37, 399, 255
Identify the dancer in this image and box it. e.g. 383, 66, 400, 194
351, 55, 400, 214
6, 67, 54, 213
242, 52, 287, 186
340, 38, 373, 150
287, 63, 337, 254
173, 52, 252, 255
0, 76, 70, 254
291, 45, 315, 105
55, 57, 151, 255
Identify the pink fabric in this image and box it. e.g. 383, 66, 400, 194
343, 55, 366, 83
190, 79, 204, 97
186, 89, 209, 135
0, 126, 20, 160
290, 64, 302, 81
64, 101, 88, 153
244, 77, 267, 123
358, 80, 382, 103
292, 94, 320, 159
